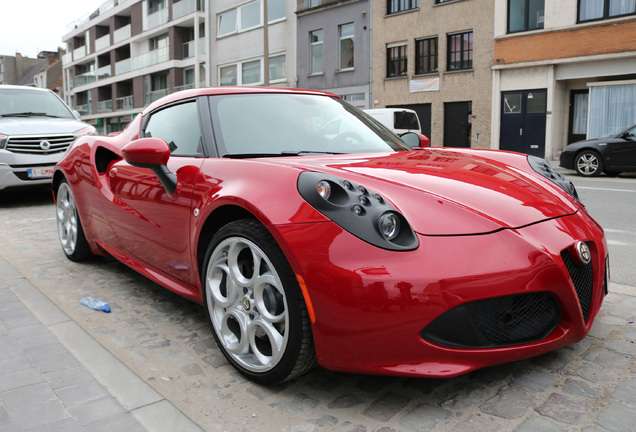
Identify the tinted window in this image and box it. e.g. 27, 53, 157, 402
394, 112, 419, 130
143, 101, 202, 156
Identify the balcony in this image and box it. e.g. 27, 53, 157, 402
115, 58, 131, 75
114, 24, 132, 44
74, 72, 96, 87
145, 88, 169, 105
144, 7, 169, 31
96, 65, 111, 80
75, 103, 91, 115
95, 34, 110, 52
173, 0, 204, 20
97, 100, 113, 113
182, 41, 194, 58
73, 45, 87, 60
175, 83, 195, 92
198, 37, 205, 54
132, 46, 169, 70
62, 52, 73, 65
116, 95, 134, 111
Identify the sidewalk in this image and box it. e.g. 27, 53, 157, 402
0, 255, 202, 432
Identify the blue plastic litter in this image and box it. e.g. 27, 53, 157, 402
80, 297, 111, 313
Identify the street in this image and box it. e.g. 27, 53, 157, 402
0, 169, 635, 432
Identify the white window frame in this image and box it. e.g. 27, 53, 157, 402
268, 53, 286, 83
309, 29, 324, 75
218, 58, 264, 86
217, 0, 285, 38
339, 23, 355, 71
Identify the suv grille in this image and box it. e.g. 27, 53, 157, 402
561, 249, 594, 323
6, 134, 76, 155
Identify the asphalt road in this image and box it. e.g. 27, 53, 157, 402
563, 171, 636, 287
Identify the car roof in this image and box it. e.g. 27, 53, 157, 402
0, 84, 52, 94
143, 86, 341, 115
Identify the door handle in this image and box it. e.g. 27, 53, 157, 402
520, 128, 523, 136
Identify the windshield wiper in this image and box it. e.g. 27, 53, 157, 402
1, 112, 60, 118
280, 150, 346, 155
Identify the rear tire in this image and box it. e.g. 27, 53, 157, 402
202, 219, 316, 384
55, 180, 92, 261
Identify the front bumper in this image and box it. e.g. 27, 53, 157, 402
274, 210, 607, 377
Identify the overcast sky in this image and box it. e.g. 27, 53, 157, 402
0, 0, 106, 58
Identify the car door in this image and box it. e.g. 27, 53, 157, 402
607, 126, 636, 170
105, 99, 205, 287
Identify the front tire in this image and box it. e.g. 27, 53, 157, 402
55, 180, 91, 261
202, 219, 316, 384
575, 151, 603, 177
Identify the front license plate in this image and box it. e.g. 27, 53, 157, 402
27, 167, 54, 179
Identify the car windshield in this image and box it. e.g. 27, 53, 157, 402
0, 88, 75, 119
209, 93, 411, 156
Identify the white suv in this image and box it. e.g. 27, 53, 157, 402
0, 85, 95, 191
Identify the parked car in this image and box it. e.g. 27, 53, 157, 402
0, 85, 95, 191
363, 108, 430, 147
559, 124, 636, 176
53, 87, 608, 385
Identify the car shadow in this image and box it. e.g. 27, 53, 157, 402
0, 187, 54, 208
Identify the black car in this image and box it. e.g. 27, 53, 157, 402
559, 124, 636, 176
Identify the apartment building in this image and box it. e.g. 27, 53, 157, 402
210, 0, 297, 88
492, 0, 636, 160
296, 0, 371, 108
370, 0, 494, 147
62, 0, 208, 134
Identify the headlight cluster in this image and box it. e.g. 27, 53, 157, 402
527, 155, 580, 202
297, 171, 418, 251
74, 126, 97, 138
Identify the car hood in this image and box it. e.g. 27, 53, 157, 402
0, 116, 87, 135
268, 148, 580, 236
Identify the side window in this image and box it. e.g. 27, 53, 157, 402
143, 101, 202, 156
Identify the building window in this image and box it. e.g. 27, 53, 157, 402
436, 0, 458, 3
339, 23, 354, 70
415, 37, 438, 74
387, 43, 407, 78
508, 0, 544, 33
579, 0, 636, 22
148, 0, 166, 14
387, 0, 418, 14
310, 30, 323, 74
269, 54, 286, 82
219, 59, 263, 86
217, 0, 286, 38
447, 31, 473, 71
341, 93, 365, 108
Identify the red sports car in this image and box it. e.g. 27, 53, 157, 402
53, 87, 609, 385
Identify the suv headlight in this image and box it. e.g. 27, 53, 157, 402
297, 171, 418, 251
0, 133, 7, 150
527, 155, 580, 202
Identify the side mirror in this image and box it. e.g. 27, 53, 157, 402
122, 137, 177, 195
401, 132, 430, 149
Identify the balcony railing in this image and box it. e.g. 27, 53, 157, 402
74, 72, 96, 87
113, 24, 132, 44
95, 34, 110, 52
175, 83, 195, 92
182, 41, 194, 58
96, 65, 111, 80
115, 58, 131, 75
75, 103, 91, 115
198, 37, 205, 54
62, 52, 73, 65
73, 45, 87, 60
145, 88, 170, 105
116, 95, 134, 111
173, 0, 204, 20
132, 46, 169, 70
97, 100, 113, 113
144, 7, 169, 31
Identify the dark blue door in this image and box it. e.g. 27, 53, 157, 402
500, 90, 547, 158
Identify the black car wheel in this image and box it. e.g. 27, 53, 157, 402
55, 180, 92, 261
575, 151, 603, 177
202, 219, 316, 384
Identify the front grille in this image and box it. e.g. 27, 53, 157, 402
6, 134, 75, 155
561, 249, 594, 323
421, 292, 560, 349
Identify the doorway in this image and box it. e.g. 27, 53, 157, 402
500, 90, 546, 157
444, 101, 472, 147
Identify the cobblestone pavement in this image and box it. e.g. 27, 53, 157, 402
0, 189, 635, 432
